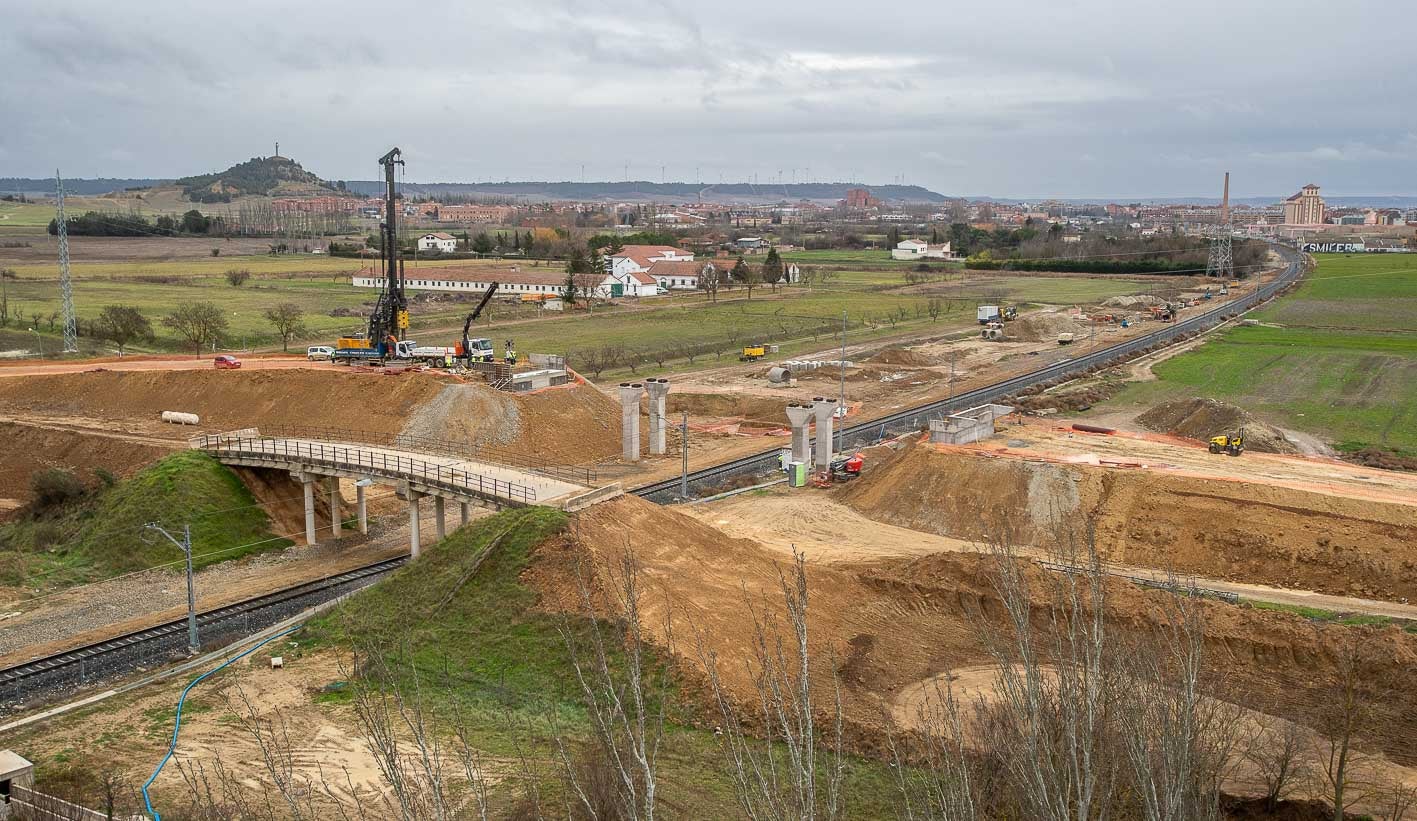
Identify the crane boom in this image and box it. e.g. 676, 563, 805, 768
461, 282, 500, 362
366, 147, 406, 347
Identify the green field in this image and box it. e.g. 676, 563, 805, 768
0, 202, 56, 231
1109, 254, 1417, 454
781, 248, 920, 265
6, 249, 1159, 361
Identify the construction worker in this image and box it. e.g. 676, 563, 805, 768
504, 338, 517, 366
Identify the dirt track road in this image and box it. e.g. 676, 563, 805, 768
0, 354, 331, 378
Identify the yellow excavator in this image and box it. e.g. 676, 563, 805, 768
1208, 434, 1244, 456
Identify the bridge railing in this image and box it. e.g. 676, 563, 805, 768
249, 424, 596, 485
194, 435, 537, 505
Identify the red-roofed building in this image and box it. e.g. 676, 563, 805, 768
608, 244, 694, 280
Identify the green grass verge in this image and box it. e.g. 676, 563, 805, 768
0, 450, 291, 590
1247, 600, 1417, 630
1107, 254, 1417, 455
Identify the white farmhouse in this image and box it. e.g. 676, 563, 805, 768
417, 233, 458, 253
891, 239, 952, 260
608, 244, 694, 279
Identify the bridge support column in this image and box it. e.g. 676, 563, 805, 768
328, 477, 342, 539
813, 396, 836, 470
301, 475, 317, 545
786, 403, 814, 468
619, 382, 644, 461
434, 496, 446, 541
408, 492, 422, 559
460, 501, 470, 526
646, 378, 670, 455
356, 485, 368, 535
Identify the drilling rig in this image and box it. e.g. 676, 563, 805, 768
335, 147, 411, 364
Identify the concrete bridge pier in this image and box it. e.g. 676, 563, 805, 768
460, 501, 470, 526
619, 382, 645, 461
646, 378, 670, 455
785, 403, 814, 467
434, 496, 447, 540
407, 491, 423, 559
812, 396, 836, 469
356, 484, 369, 535
328, 477, 342, 539
298, 473, 317, 545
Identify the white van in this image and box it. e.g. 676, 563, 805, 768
306, 345, 335, 361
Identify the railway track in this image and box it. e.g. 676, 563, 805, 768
0, 245, 1303, 708
632, 244, 1306, 501
1, 557, 408, 707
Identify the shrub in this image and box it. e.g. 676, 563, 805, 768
31, 468, 86, 511
225, 268, 251, 287
93, 467, 117, 488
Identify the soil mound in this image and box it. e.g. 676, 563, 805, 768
1102, 294, 1164, 308
868, 347, 935, 367
1138, 397, 1298, 454
0, 423, 174, 513
1010, 311, 1080, 342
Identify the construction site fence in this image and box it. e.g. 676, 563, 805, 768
194, 435, 537, 505
8, 784, 141, 821
237, 424, 595, 485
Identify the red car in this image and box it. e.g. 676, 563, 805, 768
213, 355, 242, 370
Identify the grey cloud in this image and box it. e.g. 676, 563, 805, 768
1, 0, 1415, 196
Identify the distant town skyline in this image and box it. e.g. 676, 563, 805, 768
3, 0, 1415, 199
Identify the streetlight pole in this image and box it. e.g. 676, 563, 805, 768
837, 310, 847, 454
145, 523, 198, 655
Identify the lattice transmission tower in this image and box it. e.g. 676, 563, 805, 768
55, 171, 78, 352
1206, 170, 1235, 279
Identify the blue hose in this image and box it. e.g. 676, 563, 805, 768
141, 623, 304, 820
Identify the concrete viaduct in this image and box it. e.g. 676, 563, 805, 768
191, 430, 616, 557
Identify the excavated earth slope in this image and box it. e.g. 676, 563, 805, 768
837, 439, 1417, 602
542, 495, 1417, 766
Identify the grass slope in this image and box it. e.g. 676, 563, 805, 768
1111, 254, 1417, 454
1, 450, 291, 589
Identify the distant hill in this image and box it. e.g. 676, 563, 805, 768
0, 177, 170, 195
343, 180, 947, 204
175, 156, 345, 203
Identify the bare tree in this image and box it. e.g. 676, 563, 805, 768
1315, 636, 1375, 821
887, 679, 979, 821
163, 301, 229, 353
1378, 778, 1417, 821
94, 304, 155, 355
698, 263, 721, 303
1243, 716, 1312, 812
555, 547, 670, 821
927, 299, 943, 323
697, 547, 845, 821
263, 302, 309, 352
225, 268, 252, 287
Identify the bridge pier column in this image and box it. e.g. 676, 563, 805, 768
356, 485, 368, 535
460, 501, 469, 526
434, 496, 446, 541
408, 492, 422, 559
328, 477, 342, 539
301, 476, 317, 546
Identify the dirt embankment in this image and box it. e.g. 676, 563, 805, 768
1139, 398, 1299, 455
539, 495, 1417, 766
0, 422, 176, 515
838, 440, 1417, 602
1008, 311, 1080, 342
0, 369, 624, 469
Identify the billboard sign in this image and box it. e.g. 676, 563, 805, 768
1302, 242, 1366, 253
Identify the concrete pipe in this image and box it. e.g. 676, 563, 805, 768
767, 366, 791, 384
161, 411, 200, 425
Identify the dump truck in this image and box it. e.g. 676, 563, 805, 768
334, 335, 418, 365
1057, 333, 1075, 345
741, 344, 766, 362
1208, 434, 1244, 456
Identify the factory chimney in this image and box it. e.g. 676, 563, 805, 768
1221, 171, 1231, 224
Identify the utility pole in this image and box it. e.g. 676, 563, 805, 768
55, 171, 77, 353
680, 412, 689, 499
144, 523, 199, 654
837, 310, 847, 454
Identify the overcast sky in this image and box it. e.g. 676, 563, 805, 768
3, 0, 1415, 199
